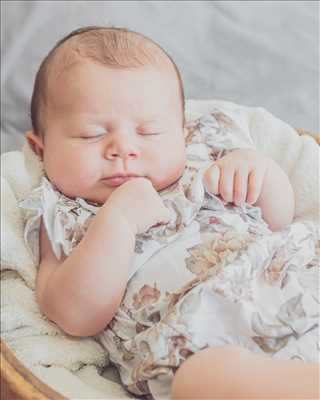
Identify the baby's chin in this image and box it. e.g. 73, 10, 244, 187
82, 190, 113, 206
60, 186, 113, 206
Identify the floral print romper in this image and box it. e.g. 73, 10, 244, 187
21, 109, 319, 399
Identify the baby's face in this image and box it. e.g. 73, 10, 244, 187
38, 61, 186, 204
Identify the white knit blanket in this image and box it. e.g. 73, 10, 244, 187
1, 99, 318, 398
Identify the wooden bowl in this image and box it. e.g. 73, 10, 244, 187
0, 339, 66, 400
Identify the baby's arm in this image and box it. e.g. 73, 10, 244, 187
36, 178, 170, 337
37, 203, 135, 337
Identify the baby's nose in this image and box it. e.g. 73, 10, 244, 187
104, 136, 140, 160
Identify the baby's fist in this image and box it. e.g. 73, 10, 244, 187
107, 177, 171, 235
203, 149, 270, 206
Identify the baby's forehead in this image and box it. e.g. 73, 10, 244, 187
40, 29, 184, 126
47, 31, 176, 86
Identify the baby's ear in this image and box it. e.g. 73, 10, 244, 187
25, 130, 44, 159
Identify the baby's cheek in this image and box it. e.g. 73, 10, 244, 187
44, 151, 99, 195
151, 150, 186, 190
51, 170, 95, 199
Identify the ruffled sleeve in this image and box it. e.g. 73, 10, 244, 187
19, 177, 99, 262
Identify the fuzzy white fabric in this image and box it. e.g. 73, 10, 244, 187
1, 99, 318, 398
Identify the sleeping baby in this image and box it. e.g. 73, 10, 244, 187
20, 26, 319, 399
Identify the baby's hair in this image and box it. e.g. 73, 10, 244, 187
30, 26, 185, 136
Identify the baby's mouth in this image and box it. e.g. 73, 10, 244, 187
101, 173, 141, 187
102, 176, 136, 187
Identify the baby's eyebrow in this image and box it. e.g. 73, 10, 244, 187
73, 124, 107, 136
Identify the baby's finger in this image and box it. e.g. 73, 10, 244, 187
234, 168, 249, 205
203, 164, 220, 194
219, 167, 234, 203
247, 169, 264, 204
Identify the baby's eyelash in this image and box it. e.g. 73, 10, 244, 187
138, 131, 163, 136
76, 131, 164, 140
80, 134, 105, 140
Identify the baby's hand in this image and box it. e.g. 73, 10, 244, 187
203, 149, 270, 206
106, 177, 171, 235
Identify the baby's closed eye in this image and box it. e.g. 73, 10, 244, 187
79, 134, 106, 139
137, 130, 164, 136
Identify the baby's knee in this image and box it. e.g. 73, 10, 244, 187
171, 345, 250, 399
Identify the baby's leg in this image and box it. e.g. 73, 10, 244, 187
171, 345, 319, 399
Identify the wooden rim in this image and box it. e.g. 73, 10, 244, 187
1, 339, 67, 400
296, 128, 320, 145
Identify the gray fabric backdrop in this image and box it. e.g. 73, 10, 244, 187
1, 1, 319, 153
